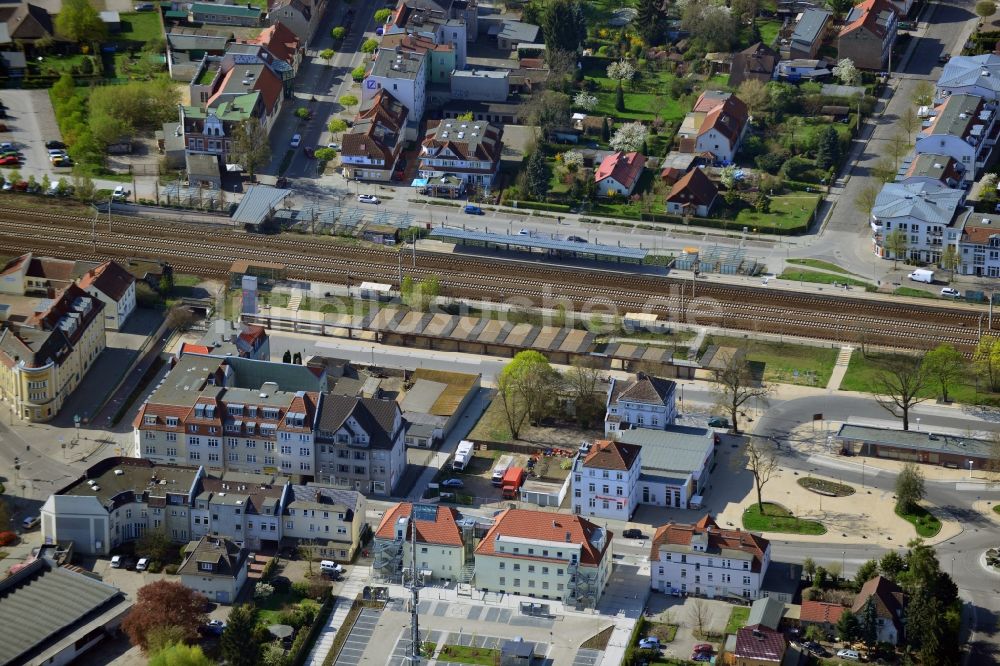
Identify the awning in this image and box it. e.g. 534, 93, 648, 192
410, 178, 429, 187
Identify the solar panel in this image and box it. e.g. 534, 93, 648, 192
412, 503, 438, 522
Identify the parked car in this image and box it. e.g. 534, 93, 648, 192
463, 204, 483, 215
52, 157, 73, 168
327, 142, 340, 150
357, 193, 380, 204
21, 516, 40, 530
0, 156, 19, 166
440, 478, 465, 489
12, 180, 28, 191
938, 53, 950, 64
290, 133, 302, 148
45, 140, 67, 149
638, 637, 660, 650
112, 185, 130, 201
567, 235, 587, 242
320, 560, 345, 574
941, 287, 961, 298
304, 146, 315, 158
134, 2, 155, 9
836, 649, 860, 661
517, 228, 531, 236
692, 644, 713, 654
2, 180, 11, 191
707, 416, 730, 428
110, 555, 123, 568
136, 557, 149, 571
203, 620, 226, 636
803, 641, 828, 657
0, 142, 14, 151
622, 528, 645, 539
691, 652, 712, 662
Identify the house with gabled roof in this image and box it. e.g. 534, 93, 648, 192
728, 42, 779, 88
570, 439, 642, 520
0, 2, 54, 47
649, 514, 771, 599
267, 0, 325, 43
474, 509, 613, 608
604, 371, 677, 434
284, 484, 366, 561
895, 153, 965, 188
594, 151, 644, 197
247, 21, 303, 74
870, 180, 969, 264
852, 575, 906, 645
733, 624, 786, 665
419, 118, 503, 188
665, 167, 719, 217
838, 0, 897, 70
178, 535, 250, 604
372, 502, 466, 582
677, 91, 749, 163
341, 89, 408, 182
799, 599, 847, 635
957, 213, 1000, 277
936, 54, 1000, 101
77, 260, 136, 331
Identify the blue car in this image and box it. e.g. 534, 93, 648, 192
441, 478, 465, 489
463, 205, 484, 215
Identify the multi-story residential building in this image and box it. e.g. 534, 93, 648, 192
571, 440, 641, 521
246, 21, 304, 76
616, 427, 715, 509
837, 0, 897, 71
76, 260, 136, 331
604, 372, 677, 435
380, 32, 456, 85
676, 91, 749, 164
474, 509, 613, 608
914, 93, 997, 179
649, 515, 771, 600
341, 89, 408, 182
267, 0, 327, 44
363, 47, 427, 136
419, 118, 503, 188
957, 214, 1000, 277
178, 535, 249, 604
133, 353, 325, 472
372, 502, 467, 583
870, 180, 969, 264
283, 484, 366, 561
314, 393, 407, 496
852, 576, 907, 645
451, 69, 509, 103
385, 4, 467, 70
0, 266, 106, 422
191, 2, 263, 26
190, 473, 285, 550
936, 54, 1000, 100
895, 152, 965, 188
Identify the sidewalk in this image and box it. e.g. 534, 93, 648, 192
305, 566, 368, 666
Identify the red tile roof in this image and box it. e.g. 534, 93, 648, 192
250, 20, 301, 65
665, 168, 718, 207
650, 514, 769, 572
475, 509, 611, 567
374, 502, 463, 546
583, 439, 641, 471
594, 151, 644, 189
77, 260, 135, 302
840, 0, 897, 39
692, 91, 749, 145
734, 624, 786, 662
800, 600, 847, 624
179, 343, 213, 356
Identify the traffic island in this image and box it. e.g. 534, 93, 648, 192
742, 502, 827, 535
796, 477, 856, 497
437, 644, 500, 664
894, 502, 942, 538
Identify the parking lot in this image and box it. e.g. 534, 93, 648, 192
334, 607, 382, 666
0, 89, 66, 182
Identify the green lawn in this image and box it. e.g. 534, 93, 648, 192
35, 54, 91, 76
758, 18, 782, 46
725, 607, 750, 635
115, 11, 164, 42
705, 335, 836, 387
735, 194, 820, 231
256, 589, 307, 625
895, 503, 942, 538
581, 62, 692, 124
743, 502, 827, 535
839, 350, 997, 406
778, 269, 875, 290
893, 286, 936, 298
648, 622, 678, 643
993, 504, 1000, 516
173, 273, 202, 288
786, 258, 853, 275
437, 645, 499, 665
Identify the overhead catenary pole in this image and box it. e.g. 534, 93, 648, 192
406, 512, 422, 664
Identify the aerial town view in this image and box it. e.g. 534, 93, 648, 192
1, 0, 1000, 662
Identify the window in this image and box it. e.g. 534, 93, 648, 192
528, 565, 535, 573
281, 445, 292, 455
166, 432, 177, 442
247, 454, 256, 463
500, 577, 506, 585
513, 578, 520, 586
743, 576, 751, 585
300, 448, 310, 457
499, 562, 505, 570
513, 563, 520, 571
208, 453, 219, 462
199, 562, 212, 571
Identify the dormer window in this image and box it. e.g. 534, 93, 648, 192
198, 561, 213, 572
144, 415, 156, 425
166, 417, 178, 427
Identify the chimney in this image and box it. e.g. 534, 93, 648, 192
565, 531, 571, 542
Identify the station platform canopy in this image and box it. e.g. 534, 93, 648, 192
428, 227, 648, 261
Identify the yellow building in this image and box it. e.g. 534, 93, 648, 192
0, 264, 106, 422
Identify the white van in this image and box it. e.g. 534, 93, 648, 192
136, 557, 149, 571
908, 268, 935, 284
320, 560, 344, 574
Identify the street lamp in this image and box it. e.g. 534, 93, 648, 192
969, 460, 974, 479
915, 417, 921, 431
842, 551, 846, 579
862, 459, 866, 488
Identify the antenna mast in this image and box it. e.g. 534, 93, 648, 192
406, 512, 422, 664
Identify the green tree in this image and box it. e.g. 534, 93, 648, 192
90, 114, 132, 149
754, 192, 770, 214
361, 38, 379, 53
339, 95, 359, 111
314, 147, 336, 161
913, 80, 935, 106
940, 244, 960, 276
873, 356, 930, 431
859, 597, 879, 650
541, 0, 586, 52
976, 0, 996, 18
615, 82, 625, 112
815, 126, 840, 170
634, 0, 667, 44
855, 183, 879, 217
220, 604, 262, 666
524, 150, 551, 199
895, 462, 926, 513
900, 105, 921, 143
148, 643, 213, 666
135, 528, 173, 563
803, 625, 826, 642
328, 118, 348, 133
883, 228, 909, 268
374, 8, 392, 23
923, 343, 965, 402
802, 557, 816, 581
879, 550, 906, 581
975, 335, 1000, 392
55, 0, 107, 43
320, 48, 335, 64
854, 559, 879, 590
827, 0, 855, 15
496, 351, 562, 438
836, 608, 861, 642
231, 119, 272, 182
122, 581, 207, 652
331, 26, 346, 41
906, 585, 945, 664
601, 117, 610, 142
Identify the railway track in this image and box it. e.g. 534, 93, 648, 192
0, 205, 989, 353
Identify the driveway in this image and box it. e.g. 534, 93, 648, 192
596, 562, 650, 619
645, 594, 735, 662
0, 89, 65, 183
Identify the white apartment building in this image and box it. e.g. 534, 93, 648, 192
372, 502, 467, 583
283, 484, 367, 561
604, 373, 678, 435
914, 93, 997, 180
936, 54, 1000, 101
363, 47, 426, 130
474, 509, 613, 608
189, 475, 285, 551
870, 180, 968, 264
77, 260, 137, 331
649, 515, 771, 600
571, 440, 641, 521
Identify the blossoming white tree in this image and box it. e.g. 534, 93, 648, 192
609, 122, 648, 153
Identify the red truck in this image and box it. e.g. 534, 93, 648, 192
501, 466, 526, 499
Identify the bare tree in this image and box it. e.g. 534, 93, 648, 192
563, 359, 604, 428
165, 306, 197, 331
912, 80, 935, 106
746, 438, 780, 511
899, 106, 921, 143
872, 355, 930, 430
855, 183, 880, 217
986, 433, 1000, 481
711, 350, 773, 434
689, 598, 709, 638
